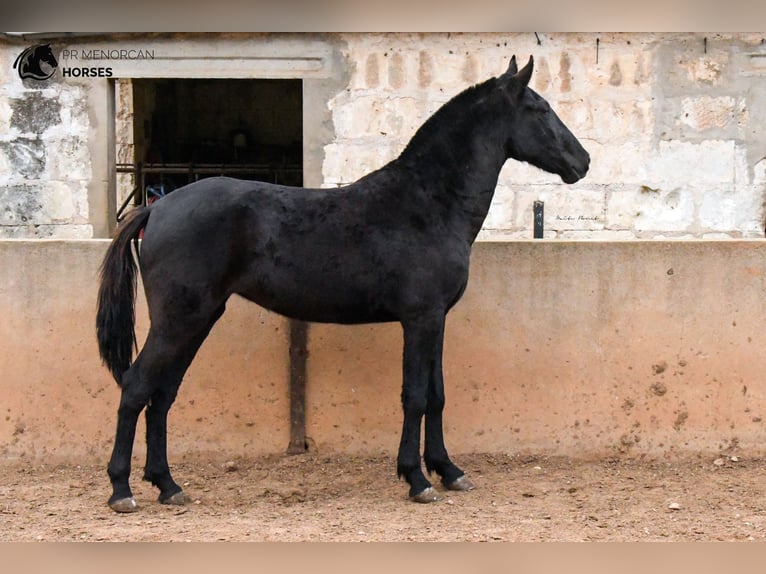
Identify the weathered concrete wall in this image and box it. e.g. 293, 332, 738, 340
0, 240, 290, 462
2, 240, 766, 463
307, 241, 766, 457
2, 33, 766, 240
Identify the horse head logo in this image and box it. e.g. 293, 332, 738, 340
13, 44, 58, 81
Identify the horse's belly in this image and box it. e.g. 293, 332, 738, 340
235, 270, 398, 325
239, 291, 397, 324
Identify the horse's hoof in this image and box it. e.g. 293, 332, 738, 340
160, 491, 189, 506
109, 497, 139, 513
446, 475, 475, 492
410, 487, 440, 503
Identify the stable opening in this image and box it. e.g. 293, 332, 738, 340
116, 78, 303, 217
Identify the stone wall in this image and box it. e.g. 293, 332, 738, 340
1, 32, 765, 239
325, 33, 766, 239
0, 46, 95, 238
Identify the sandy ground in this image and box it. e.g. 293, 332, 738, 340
1, 451, 765, 542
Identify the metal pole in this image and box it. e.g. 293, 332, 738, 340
533, 200, 544, 238
287, 319, 309, 454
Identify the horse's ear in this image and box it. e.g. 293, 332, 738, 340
506, 55, 518, 76
503, 55, 534, 101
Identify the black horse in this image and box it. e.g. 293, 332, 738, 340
97, 55, 590, 512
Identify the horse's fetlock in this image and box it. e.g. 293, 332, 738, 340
142, 470, 158, 486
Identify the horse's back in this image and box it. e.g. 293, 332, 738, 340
140, 177, 290, 251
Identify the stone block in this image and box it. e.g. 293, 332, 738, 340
43, 182, 79, 222
0, 183, 45, 225
0, 137, 46, 179
651, 140, 737, 186
682, 54, 729, 86
587, 99, 654, 143
606, 185, 696, 233
322, 141, 402, 185
43, 136, 91, 182
699, 184, 764, 233
678, 95, 742, 132
0, 182, 83, 227
330, 94, 430, 140
582, 141, 651, 186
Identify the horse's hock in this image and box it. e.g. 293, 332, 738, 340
1, 239, 765, 462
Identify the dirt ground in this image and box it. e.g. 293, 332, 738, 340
1, 451, 766, 542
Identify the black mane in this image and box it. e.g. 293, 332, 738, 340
397, 76, 500, 164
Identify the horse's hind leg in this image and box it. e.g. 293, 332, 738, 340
107, 364, 153, 512
107, 303, 225, 512
142, 303, 225, 505
142, 384, 186, 504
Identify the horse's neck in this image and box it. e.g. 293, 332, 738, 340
397, 127, 507, 243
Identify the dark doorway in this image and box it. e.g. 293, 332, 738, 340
131, 78, 303, 198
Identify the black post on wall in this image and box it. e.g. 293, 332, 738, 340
533, 200, 544, 238
287, 319, 309, 454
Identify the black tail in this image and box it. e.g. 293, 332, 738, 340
96, 207, 152, 385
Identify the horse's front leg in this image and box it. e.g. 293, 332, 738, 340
397, 313, 444, 503
422, 322, 474, 493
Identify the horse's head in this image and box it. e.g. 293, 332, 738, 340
499, 55, 590, 184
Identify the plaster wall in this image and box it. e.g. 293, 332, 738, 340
2, 240, 764, 463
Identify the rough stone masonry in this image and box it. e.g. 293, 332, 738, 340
1, 32, 765, 239
324, 33, 766, 240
